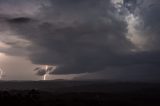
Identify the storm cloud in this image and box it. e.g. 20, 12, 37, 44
135, 0, 160, 50
0, 0, 160, 80
2, 0, 133, 74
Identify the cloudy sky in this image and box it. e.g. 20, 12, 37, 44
0, 0, 160, 81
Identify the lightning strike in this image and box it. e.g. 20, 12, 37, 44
43, 65, 48, 80
0, 68, 4, 80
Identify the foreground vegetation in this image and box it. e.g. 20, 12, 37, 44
0, 88, 160, 106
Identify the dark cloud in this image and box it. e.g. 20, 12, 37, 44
36, 69, 46, 76
124, 0, 137, 13
74, 63, 160, 82
8, 17, 33, 24
0, 0, 160, 81
3, 0, 135, 74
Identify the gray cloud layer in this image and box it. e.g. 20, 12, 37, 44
0, 0, 160, 81
136, 0, 160, 50
3, 0, 133, 74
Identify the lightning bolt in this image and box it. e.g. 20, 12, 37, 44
43, 65, 48, 80
0, 68, 3, 80
45, 65, 48, 70
43, 74, 47, 80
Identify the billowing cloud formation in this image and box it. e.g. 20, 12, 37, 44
1, 0, 134, 74
124, 0, 160, 50
135, 0, 160, 50
0, 0, 160, 80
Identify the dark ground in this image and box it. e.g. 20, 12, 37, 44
0, 81, 160, 106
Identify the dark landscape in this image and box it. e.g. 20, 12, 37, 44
0, 81, 160, 106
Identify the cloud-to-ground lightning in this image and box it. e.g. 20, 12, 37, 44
0, 68, 4, 79
43, 65, 48, 80
34, 65, 55, 80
